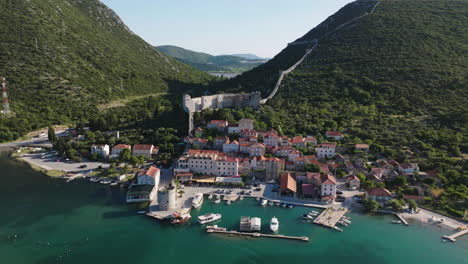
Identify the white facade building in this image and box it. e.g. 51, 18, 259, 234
91, 144, 110, 158
317, 143, 336, 158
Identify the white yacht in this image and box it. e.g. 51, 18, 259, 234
261, 199, 268, 206
192, 193, 204, 209
198, 213, 222, 224
270, 217, 279, 232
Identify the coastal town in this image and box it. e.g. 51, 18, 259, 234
10, 117, 467, 242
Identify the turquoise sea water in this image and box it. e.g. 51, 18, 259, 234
0, 151, 466, 264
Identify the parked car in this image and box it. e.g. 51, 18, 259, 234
79, 165, 87, 168
255, 187, 262, 191
337, 190, 343, 195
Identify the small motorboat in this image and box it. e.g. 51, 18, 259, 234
338, 220, 349, 227
281, 203, 287, 208
268, 201, 274, 206
287, 204, 293, 208
208, 194, 213, 199
214, 199, 221, 204
270, 217, 279, 232
110, 182, 118, 186
261, 199, 268, 206
171, 213, 191, 225
192, 193, 204, 209
302, 214, 314, 220
216, 195, 221, 199
332, 226, 343, 232
275, 202, 280, 206
239, 196, 244, 200
392, 220, 402, 224
137, 210, 147, 215
256, 197, 260, 201
227, 200, 231, 205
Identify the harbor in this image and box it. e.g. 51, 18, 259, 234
443, 229, 468, 242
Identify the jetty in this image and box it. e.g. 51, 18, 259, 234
206, 228, 309, 242
443, 229, 468, 242
395, 213, 409, 226
313, 207, 348, 228
223, 195, 239, 202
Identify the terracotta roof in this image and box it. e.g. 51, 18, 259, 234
138, 166, 159, 178
321, 195, 336, 201
176, 173, 193, 177
403, 194, 422, 200
304, 137, 317, 142
320, 174, 337, 185
306, 172, 321, 181
326, 131, 342, 137
210, 120, 227, 124
346, 175, 360, 182
399, 162, 417, 169
133, 144, 154, 150
280, 173, 297, 192
367, 187, 392, 197
113, 144, 131, 150
355, 144, 369, 149
188, 149, 219, 154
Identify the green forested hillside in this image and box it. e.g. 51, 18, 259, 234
203, 0, 467, 216
0, 0, 211, 141
156, 45, 267, 73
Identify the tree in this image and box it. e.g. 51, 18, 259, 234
118, 148, 132, 163
361, 180, 376, 190
304, 163, 321, 172
178, 190, 185, 197
407, 199, 417, 210
364, 199, 379, 211
393, 176, 407, 187
356, 173, 366, 182
390, 199, 402, 212
47, 126, 56, 143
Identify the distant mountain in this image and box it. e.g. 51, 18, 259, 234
231, 54, 270, 61
0, 0, 211, 141
156, 45, 267, 74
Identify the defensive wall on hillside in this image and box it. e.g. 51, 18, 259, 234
182, 92, 261, 135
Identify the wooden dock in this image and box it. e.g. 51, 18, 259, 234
443, 229, 468, 242
313, 207, 348, 228
396, 213, 409, 226
206, 228, 309, 242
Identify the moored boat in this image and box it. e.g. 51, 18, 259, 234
261, 199, 268, 206
214, 199, 221, 204
268, 201, 274, 206
198, 213, 222, 224
192, 193, 204, 209
208, 194, 213, 199
392, 220, 402, 224
332, 226, 343, 232
206, 225, 226, 231
227, 200, 231, 205
270, 217, 279, 232
171, 213, 191, 224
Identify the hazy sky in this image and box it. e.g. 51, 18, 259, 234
103, 0, 354, 58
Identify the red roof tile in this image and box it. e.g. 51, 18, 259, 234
280, 173, 297, 192
133, 144, 154, 150
367, 187, 392, 197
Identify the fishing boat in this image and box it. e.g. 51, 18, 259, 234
332, 226, 343, 232
198, 213, 222, 224
171, 213, 191, 225
270, 217, 279, 232
192, 193, 204, 209
261, 199, 268, 206
392, 220, 402, 224
214, 199, 221, 204
208, 194, 213, 199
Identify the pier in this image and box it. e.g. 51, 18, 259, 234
206, 228, 309, 242
443, 229, 468, 242
223, 195, 239, 202
313, 207, 348, 228
395, 213, 409, 226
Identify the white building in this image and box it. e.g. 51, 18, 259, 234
325, 131, 343, 140
91, 144, 110, 158
223, 140, 239, 153
264, 135, 281, 147
177, 149, 240, 177
320, 173, 337, 197
317, 143, 336, 158
132, 144, 158, 159
136, 166, 160, 186
398, 163, 419, 175
227, 124, 240, 134
249, 143, 266, 157
215, 156, 239, 176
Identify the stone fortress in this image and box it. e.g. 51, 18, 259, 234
183, 92, 261, 135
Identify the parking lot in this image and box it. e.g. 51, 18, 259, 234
20, 153, 109, 173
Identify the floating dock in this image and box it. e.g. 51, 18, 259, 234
313, 207, 348, 228
443, 229, 468, 242
395, 213, 409, 226
206, 228, 309, 242
223, 195, 239, 202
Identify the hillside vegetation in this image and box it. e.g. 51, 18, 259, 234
204, 0, 467, 216
0, 0, 211, 141
156, 45, 267, 74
